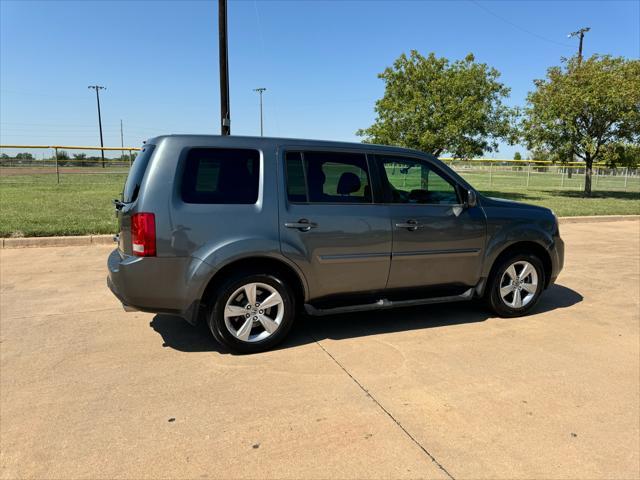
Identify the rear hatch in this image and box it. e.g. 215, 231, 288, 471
115, 144, 156, 255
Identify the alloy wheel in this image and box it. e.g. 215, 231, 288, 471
499, 260, 538, 309
223, 282, 285, 343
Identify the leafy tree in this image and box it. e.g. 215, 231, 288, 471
513, 152, 522, 160
522, 55, 640, 195
73, 153, 86, 160
527, 149, 551, 162
600, 143, 640, 169
357, 51, 517, 158
16, 152, 34, 160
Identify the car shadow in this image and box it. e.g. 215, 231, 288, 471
150, 283, 583, 354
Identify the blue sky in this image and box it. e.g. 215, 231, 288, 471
1, 0, 638, 157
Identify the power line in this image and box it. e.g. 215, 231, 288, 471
470, 0, 574, 49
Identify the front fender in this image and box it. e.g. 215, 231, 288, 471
481, 221, 555, 279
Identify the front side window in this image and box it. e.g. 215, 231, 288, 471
182, 148, 260, 204
286, 151, 372, 203
375, 155, 459, 205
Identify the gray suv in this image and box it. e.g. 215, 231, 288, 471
108, 135, 564, 353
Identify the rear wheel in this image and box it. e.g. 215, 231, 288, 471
487, 253, 544, 317
208, 273, 295, 353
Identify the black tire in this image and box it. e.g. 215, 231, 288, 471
486, 253, 544, 317
207, 272, 295, 354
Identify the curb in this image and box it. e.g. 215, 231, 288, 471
1, 215, 639, 249
558, 215, 640, 224
1, 235, 113, 249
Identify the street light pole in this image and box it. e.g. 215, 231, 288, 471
253, 87, 266, 136
88, 85, 106, 167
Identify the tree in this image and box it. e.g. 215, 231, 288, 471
357, 51, 517, 158
16, 152, 34, 160
513, 152, 522, 160
600, 143, 640, 169
522, 55, 640, 196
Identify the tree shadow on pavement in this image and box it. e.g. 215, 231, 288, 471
150, 283, 582, 354
478, 190, 543, 201
554, 190, 639, 200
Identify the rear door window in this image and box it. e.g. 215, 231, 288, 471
181, 148, 260, 204
122, 144, 155, 203
285, 151, 372, 203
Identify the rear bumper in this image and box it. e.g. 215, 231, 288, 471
107, 248, 213, 323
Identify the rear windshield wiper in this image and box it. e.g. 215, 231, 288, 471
113, 199, 127, 210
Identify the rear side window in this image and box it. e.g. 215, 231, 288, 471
285, 151, 372, 203
122, 144, 155, 203
182, 148, 260, 204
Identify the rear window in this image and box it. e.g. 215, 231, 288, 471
122, 144, 155, 203
181, 148, 260, 204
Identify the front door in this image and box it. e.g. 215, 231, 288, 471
279, 149, 392, 300
372, 154, 486, 290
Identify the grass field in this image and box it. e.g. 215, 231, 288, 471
1, 169, 638, 237
1, 173, 127, 237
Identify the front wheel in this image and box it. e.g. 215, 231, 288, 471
208, 273, 295, 353
487, 254, 544, 317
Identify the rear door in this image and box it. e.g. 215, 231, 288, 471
278, 149, 392, 300
372, 154, 486, 290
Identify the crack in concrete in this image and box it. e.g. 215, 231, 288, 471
308, 332, 456, 480
2, 306, 123, 321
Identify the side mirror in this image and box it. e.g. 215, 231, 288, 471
465, 189, 477, 208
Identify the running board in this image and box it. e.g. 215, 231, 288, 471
304, 288, 474, 317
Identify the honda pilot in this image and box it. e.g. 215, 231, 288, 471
108, 135, 564, 353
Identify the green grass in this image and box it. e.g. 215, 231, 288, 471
1, 173, 126, 237
0, 169, 638, 237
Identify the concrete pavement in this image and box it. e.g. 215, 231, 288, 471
1, 220, 639, 479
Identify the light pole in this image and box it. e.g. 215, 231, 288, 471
568, 27, 590, 65
253, 87, 266, 136
88, 85, 106, 167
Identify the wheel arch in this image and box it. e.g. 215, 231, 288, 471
484, 241, 553, 296
199, 255, 308, 313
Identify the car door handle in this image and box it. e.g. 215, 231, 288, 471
395, 219, 421, 231
284, 219, 318, 232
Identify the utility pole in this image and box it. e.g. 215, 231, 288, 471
88, 85, 106, 167
566, 27, 590, 180
253, 87, 266, 136
120, 119, 125, 163
218, 0, 230, 135
568, 27, 590, 65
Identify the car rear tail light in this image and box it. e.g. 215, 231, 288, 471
131, 213, 156, 257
